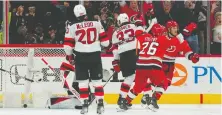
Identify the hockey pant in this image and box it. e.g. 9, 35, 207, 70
127, 68, 168, 103
162, 62, 175, 88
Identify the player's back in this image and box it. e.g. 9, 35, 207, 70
69, 21, 104, 53
112, 23, 143, 54
136, 33, 170, 68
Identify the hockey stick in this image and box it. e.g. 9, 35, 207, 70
88, 72, 116, 105
0, 68, 42, 83
40, 58, 82, 103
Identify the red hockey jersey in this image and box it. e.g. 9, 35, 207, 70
136, 33, 170, 68
120, 2, 147, 26
163, 34, 193, 62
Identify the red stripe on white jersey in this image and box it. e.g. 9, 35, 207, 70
99, 32, 109, 42
64, 37, 75, 47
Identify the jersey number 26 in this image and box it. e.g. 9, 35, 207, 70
140, 42, 159, 55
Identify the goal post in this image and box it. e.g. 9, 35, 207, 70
0, 44, 70, 108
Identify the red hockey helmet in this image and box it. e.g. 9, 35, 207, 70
166, 20, 178, 29
151, 24, 166, 36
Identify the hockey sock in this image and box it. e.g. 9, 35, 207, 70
120, 83, 131, 98
94, 86, 104, 100
126, 89, 138, 104
120, 74, 135, 98
153, 87, 165, 100
79, 81, 89, 103
92, 80, 104, 101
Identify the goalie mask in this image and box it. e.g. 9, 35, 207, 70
117, 13, 129, 26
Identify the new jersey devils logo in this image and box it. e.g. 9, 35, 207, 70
166, 46, 176, 52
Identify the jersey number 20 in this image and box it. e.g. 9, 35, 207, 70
140, 42, 159, 55
76, 28, 97, 44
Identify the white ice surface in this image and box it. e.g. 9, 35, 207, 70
0, 104, 221, 115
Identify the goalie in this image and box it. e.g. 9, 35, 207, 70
49, 54, 95, 109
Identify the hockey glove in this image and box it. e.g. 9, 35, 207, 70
66, 54, 75, 65
183, 22, 197, 36
112, 60, 121, 73
189, 53, 199, 63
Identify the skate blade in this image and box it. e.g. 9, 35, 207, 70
80, 110, 88, 115
80, 112, 88, 115
141, 103, 147, 108
116, 108, 127, 112
97, 108, 104, 115
147, 105, 158, 112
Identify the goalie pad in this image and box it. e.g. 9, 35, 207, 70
46, 96, 81, 109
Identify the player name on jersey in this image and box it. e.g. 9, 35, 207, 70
76, 22, 94, 29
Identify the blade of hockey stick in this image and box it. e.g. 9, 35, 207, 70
0, 68, 36, 82
88, 72, 116, 105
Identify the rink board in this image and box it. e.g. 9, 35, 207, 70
0, 56, 221, 104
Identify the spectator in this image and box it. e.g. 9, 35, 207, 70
25, 4, 39, 33
211, 12, 221, 54
179, 1, 202, 53
9, 5, 27, 44
197, 1, 207, 54
153, 1, 180, 26
43, 25, 61, 44
5, 0, 210, 56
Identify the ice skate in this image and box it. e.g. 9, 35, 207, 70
142, 94, 151, 108
97, 99, 104, 115
80, 100, 88, 115
117, 95, 132, 109
148, 96, 159, 112
117, 98, 128, 112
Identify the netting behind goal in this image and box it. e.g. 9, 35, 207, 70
0, 46, 71, 108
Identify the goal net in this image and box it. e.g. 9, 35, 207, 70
0, 45, 74, 108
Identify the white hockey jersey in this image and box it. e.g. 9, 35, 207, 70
64, 21, 109, 54
112, 24, 144, 54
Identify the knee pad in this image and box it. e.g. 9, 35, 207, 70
123, 74, 135, 85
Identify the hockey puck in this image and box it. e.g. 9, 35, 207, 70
75, 105, 82, 109
23, 104, 27, 108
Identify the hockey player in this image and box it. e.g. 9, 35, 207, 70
59, 55, 83, 109
64, 4, 109, 115
140, 21, 200, 106
111, 13, 144, 108
118, 24, 169, 112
